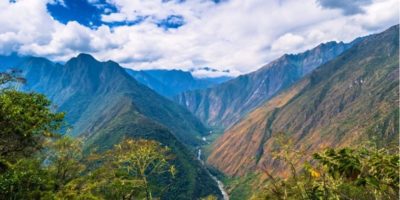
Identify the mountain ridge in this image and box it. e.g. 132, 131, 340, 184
175, 40, 356, 129
15, 53, 208, 146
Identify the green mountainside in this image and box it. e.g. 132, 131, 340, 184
17, 54, 207, 146
2, 54, 221, 199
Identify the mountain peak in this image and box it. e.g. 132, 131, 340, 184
65, 53, 99, 68
75, 53, 97, 62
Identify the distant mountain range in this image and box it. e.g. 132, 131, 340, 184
0, 53, 232, 99
208, 25, 399, 177
175, 40, 358, 129
125, 69, 232, 98
0, 53, 222, 199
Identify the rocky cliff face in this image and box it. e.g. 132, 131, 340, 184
175, 41, 354, 129
207, 25, 399, 177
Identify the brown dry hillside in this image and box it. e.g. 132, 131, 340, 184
175, 41, 354, 129
207, 25, 399, 177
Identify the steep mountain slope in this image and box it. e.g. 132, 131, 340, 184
208, 25, 399, 177
175, 41, 355, 129
16, 54, 207, 146
0, 53, 26, 71
1, 54, 222, 199
82, 102, 222, 199
126, 69, 232, 98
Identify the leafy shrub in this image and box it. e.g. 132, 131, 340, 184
252, 135, 399, 200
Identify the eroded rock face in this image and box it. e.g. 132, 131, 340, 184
175, 41, 354, 129
208, 25, 399, 177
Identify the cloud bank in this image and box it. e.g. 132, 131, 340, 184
0, 0, 398, 76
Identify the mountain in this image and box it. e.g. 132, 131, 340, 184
16, 54, 207, 146
0, 53, 26, 71
125, 68, 232, 98
1, 54, 222, 199
207, 25, 399, 177
175, 41, 355, 129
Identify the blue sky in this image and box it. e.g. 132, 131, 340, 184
47, 0, 188, 29
47, 0, 113, 27
0, 0, 398, 77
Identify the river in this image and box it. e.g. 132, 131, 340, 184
197, 148, 229, 200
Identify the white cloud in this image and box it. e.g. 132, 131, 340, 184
0, 0, 57, 54
101, 12, 127, 22
271, 33, 305, 52
49, 0, 67, 7
191, 68, 241, 78
0, 0, 398, 76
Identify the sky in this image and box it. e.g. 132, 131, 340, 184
0, 0, 398, 77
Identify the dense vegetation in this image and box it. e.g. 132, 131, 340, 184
251, 134, 399, 200
0, 136, 177, 199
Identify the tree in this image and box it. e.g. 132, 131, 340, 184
60, 164, 145, 200
0, 72, 64, 172
109, 139, 176, 200
0, 158, 55, 200
0, 90, 64, 166
55, 138, 177, 200
0, 71, 65, 199
312, 146, 399, 199
45, 137, 86, 191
